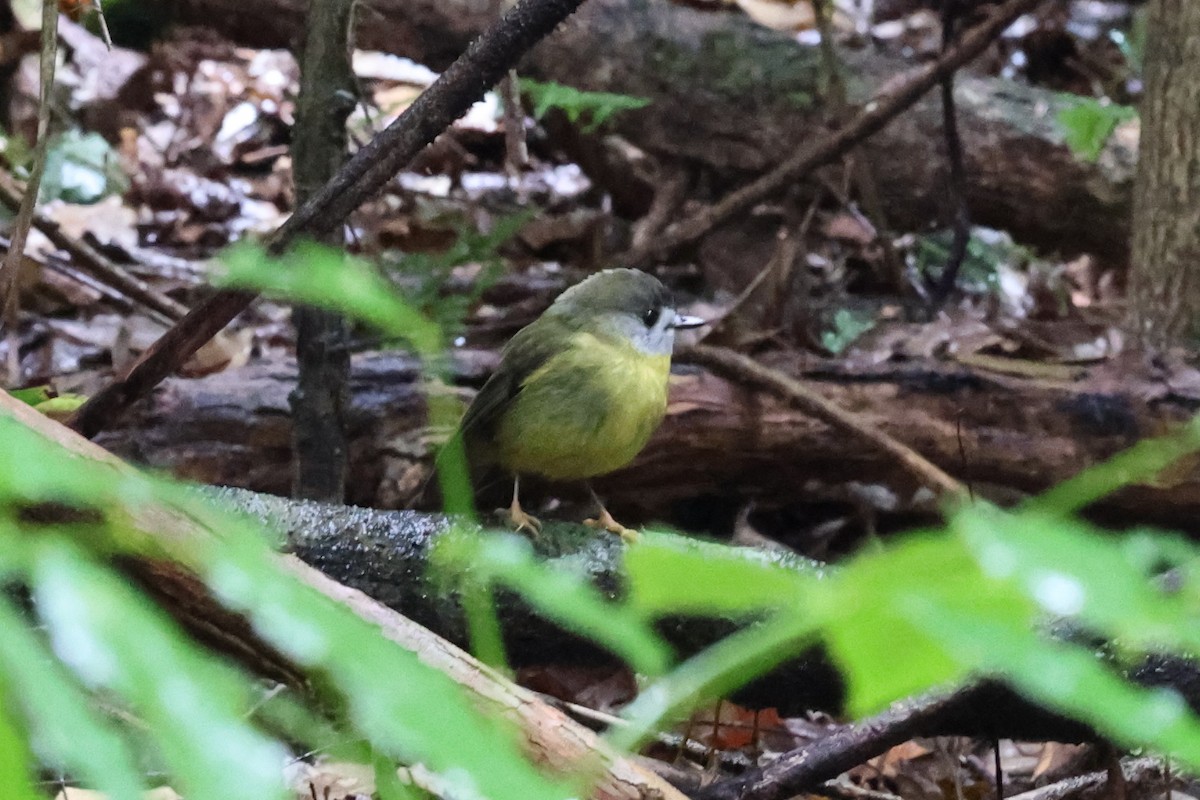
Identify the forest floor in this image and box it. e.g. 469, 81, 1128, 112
7, 1, 1194, 799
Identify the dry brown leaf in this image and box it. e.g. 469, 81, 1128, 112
56, 788, 181, 800
180, 329, 254, 377
823, 212, 876, 246
1031, 742, 1091, 782
517, 663, 637, 712
39, 196, 140, 254
732, 0, 815, 31
873, 739, 933, 776
284, 759, 375, 800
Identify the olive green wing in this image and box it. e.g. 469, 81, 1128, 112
459, 315, 569, 451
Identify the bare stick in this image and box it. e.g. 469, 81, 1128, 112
696, 690, 969, 800
620, 0, 1043, 267
1002, 759, 1166, 800
679, 344, 968, 502
925, 2, 972, 307
67, 0, 588, 439
0, 175, 189, 323
289, 0, 357, 502
0, 0, 58, 383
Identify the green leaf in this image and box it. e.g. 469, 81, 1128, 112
1056, 99, 1136, 162
819, 534, 997, 714
31, 538, 289, 800
611, 610, 820, 751
0, 419, 124, 508
460, 575, 509, 671
7, 386, 54, 406
40, 129, 129, 204
193, 516, 574, 800
519, 79, 650, 133
32, 394, 89, 420
820, 308, 875, 355
0, 417, 568, 800
625, 533, 818, 616
922, 601, 1200, 768
1025, 415, 1200, 517
217, 241, 442, 354
0, 589, 145, 800
955, 506, 1200, 653
433, 530, 672, 676
0, 685, 41, 800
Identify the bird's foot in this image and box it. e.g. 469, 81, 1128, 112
507, 501, 542, 538
584, 507, 639, 543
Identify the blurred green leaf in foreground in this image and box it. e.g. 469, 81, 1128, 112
5, 239, 1200, 797
222, 240, 1200, 771
0, 415, 575, 800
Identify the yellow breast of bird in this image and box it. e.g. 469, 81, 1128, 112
493, 331, 671, 481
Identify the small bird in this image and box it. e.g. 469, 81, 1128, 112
459, 268, 704, 541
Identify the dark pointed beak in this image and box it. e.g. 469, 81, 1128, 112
671, 313, 706, 330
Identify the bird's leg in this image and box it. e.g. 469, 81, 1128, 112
507, 475, 542, 536
584, 484, 638, 543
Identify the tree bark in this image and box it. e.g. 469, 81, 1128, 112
0, 390, 689, 800
195, 484, 1200, 744
1128, 0, 1200, 348
289, 0, 356, 501
171, 0, 1136, 269
11, 390, 1200, 750
95, 350, 1200, 532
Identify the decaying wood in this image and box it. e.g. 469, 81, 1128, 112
96, 350, 1200, 531
200, 483, 1200, 748
14, 389, 1200, 759
682, 344, 967, 501
176, 0, 1136, 266
0, 391, 688, 800
617, 0, 1044, 268
1128, 0, 1200, 347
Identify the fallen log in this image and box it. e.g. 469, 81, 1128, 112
97, 350, 1200, 532
174, 0, 1136, 268
0, 389, 690, 800
12, 388, 1200, 751
202, 484, 1200, 743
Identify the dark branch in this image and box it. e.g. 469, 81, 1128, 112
67, 0, 589, 439
926, 0, 973, 308
620, 0, 1043, 267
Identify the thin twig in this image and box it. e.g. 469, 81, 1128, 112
621, 0, 1042, 267
0, 0, 58, 385
67, 0, 588, 439
1003, 759, 1166, 800
530, 690, 754, 771
500, 69, 528, 176
679, 344, 968, 502
699, 189, 822, 346
926, 2, 972, 308
90, 0, 113, 49
695, 690, 968, 800
0, 174, 189, 322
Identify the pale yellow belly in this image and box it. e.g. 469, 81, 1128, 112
494, 334, 670, 481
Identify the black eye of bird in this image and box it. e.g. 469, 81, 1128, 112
642, 306, 660, 327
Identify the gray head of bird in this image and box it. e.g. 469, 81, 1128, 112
546, 268, 705, 356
